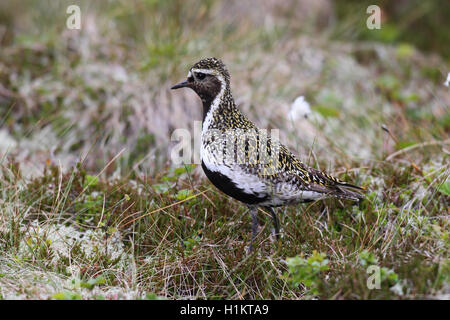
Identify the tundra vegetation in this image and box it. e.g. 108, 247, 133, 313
0, 0, 448, 299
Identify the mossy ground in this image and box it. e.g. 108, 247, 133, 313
0, 0, 448, 299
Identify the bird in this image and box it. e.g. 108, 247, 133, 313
171, 57, 364, 252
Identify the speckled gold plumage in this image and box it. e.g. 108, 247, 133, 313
195, 57, 364, 204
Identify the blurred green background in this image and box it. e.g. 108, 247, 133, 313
335, 0, 450, 59
1, 0, 449, 58
0, 0, 448, 176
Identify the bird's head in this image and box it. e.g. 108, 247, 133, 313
171, 57, 230, 104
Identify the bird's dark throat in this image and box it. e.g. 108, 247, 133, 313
201, 95, 215, 121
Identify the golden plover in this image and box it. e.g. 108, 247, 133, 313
171, 57, 364, 251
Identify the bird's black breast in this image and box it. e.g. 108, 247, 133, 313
201, 161, 267, 205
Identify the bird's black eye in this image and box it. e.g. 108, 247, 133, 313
195, 72, 206, 80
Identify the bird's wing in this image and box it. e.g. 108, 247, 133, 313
237, 134, 364, 201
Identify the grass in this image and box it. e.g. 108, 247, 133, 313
0, 144, 448, 299
0, 0, 449, 299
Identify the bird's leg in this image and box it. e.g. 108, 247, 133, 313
267, 207, 280, 240
248, 206, 259, 253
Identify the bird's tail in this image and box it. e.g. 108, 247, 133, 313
335, 182, 365, 201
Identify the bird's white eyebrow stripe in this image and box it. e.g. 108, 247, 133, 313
191, 68, 216, 75
187, 68, 217, 79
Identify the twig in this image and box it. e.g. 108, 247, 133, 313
385, 139, 449, 161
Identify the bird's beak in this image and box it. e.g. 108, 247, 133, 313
171, 80, 189, 90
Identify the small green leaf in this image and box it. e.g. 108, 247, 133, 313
84, 175, 99, 188
175, 189, 193, 200
107, 226, 118, 234
144, 292, 167, 300
358, 250, 379, 267
314, 105, 340, 118
174, 167, 187, 175
437, 180, 450, 196
161, 175, 178, 182
152, 183, 172, 194
395, 141, 416, 150
52, 291, 82, 300
396, 43, 414, 59
283, 251, 329, 295
80, 276, 106, 290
